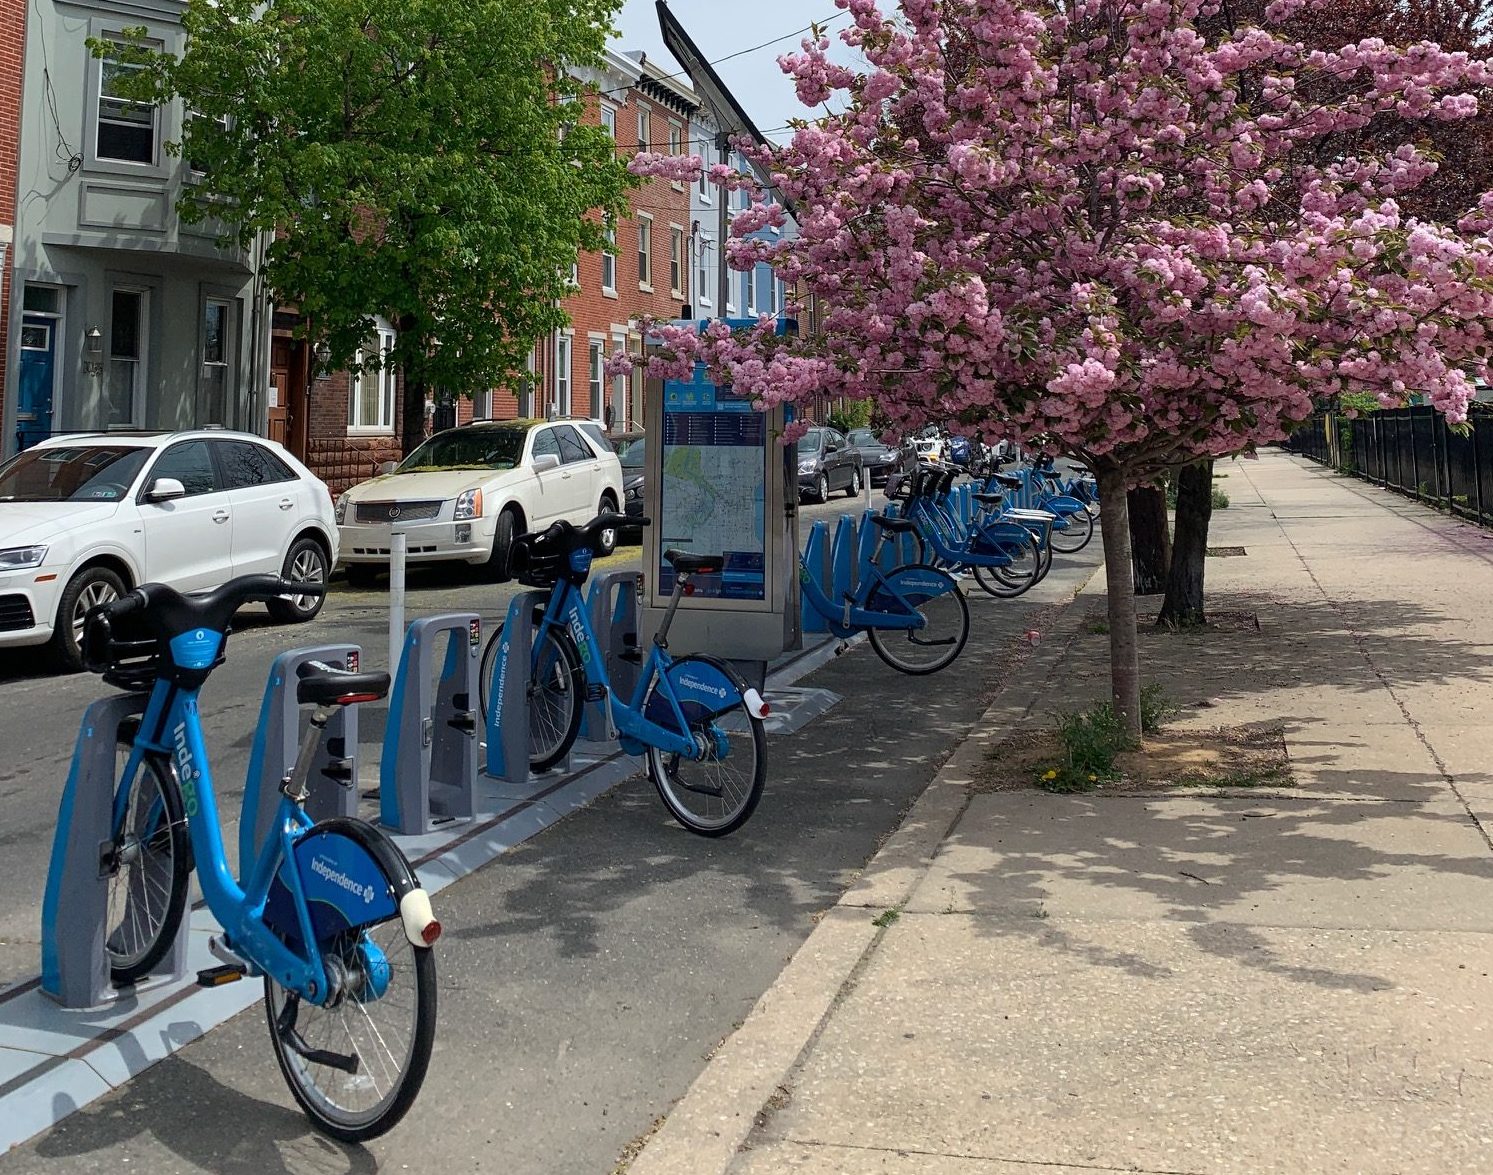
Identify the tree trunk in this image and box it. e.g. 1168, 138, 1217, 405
1158, 459, 1214, 628
1127, 483, 1170, 595
1096, 463, 1143, 745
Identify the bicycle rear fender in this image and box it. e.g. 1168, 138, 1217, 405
1042, 494, 1087, 516
644, 656, 748, 726
265, 820, 417, 951
870, 567, 961, 612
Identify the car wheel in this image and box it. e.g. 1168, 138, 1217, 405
267, 537, 328, 623
846, 467, 861, 498
814, 473, 829, 503
486, 508, 518, 583
344, 564, 380, 589
51, 566, 126, 672
595, 495, 619, 557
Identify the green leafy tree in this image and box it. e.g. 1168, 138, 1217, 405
102, 0, 632, 455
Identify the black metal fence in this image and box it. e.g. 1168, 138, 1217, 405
1286, 405, 1493, 524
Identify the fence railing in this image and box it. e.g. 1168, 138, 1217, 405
1286, 405, 1493, 524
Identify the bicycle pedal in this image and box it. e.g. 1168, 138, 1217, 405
585, 683, 607, 702
209, 933, 260, 977
196, 964, 244, 987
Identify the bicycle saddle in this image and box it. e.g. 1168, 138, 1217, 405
993, 474, 1023, 489
871, 514, 916, 533
972, 492, 1004, 506
296, 660, 392, 707
664, 549, 724, 575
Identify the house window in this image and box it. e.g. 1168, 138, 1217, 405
108, 289, 146, 427
611, 331, 628, 431
637, 108, 650, 152
756, 265, 776, 315
186, 110, 229, 175
601, 215, 617, 293
696, 233, 712, 307
669, 227, 684, 297
554, 333, 572, 416
600, 104, 617, 138
745, 267, 757, 316
349, 322, 397, 432
698, 165, 712, 203
588, 339, 604, 416
637, 215, 653, 288
568, 256, 579, 287
518, 348, 537, 418
668, 121, 682, 156
97, 49, 157, 165
199, 300, 231, 425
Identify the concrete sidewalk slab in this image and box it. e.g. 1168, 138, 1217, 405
904, 793, 1493, 931
734, 1144, 1133, 1174
754, 913, 1493, 1175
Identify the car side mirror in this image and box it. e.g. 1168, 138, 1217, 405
532, 454, 561, 473
377, 460, 398, 476
825, 441, 840, 453
145, 477, 186, 503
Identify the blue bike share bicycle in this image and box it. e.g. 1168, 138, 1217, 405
799, 513, 971, 674
81, 575, 439, 1141
478, 512, 769, 836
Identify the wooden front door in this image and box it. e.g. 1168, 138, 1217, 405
270, 336, 310, 460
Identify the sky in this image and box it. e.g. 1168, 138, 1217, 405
609, 0, 856, 142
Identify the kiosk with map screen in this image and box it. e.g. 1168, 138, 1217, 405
641, 319, 801, 679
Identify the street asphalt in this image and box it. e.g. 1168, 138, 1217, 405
0, 487, 1100, 1173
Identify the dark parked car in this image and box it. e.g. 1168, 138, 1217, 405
797, 427, 864, 503
615, 431, 646, 539
844, 428, 899, 486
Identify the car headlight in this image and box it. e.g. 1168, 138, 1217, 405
798, 459, 817, 474
0, 545, 48, 571
625, 484, 642, 501
335, 493, 349, 524
453, 488, 484, 521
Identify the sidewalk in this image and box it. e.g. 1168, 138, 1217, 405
626, 450, 1493, 1175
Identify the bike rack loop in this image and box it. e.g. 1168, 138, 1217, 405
380, 614, 481, 835
484, 589, 550, 785
830, 515, 858, 603
41, 694, 189, 1010
801, 520, 833, 635
580, 570, 643, 742
241, 644, 363, 869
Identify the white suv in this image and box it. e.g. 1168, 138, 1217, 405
0, 431, 339, 668
336, 419, 624, 585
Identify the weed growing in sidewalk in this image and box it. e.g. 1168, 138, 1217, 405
1037, 686, 1181, 793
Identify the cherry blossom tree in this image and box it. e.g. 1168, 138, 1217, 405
624, 0, 1493, 741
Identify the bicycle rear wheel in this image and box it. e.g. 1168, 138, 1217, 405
643, 655, 766, 836
972, 533, 1043, 599
266, 921, 437, 1143
1049, 508, 1094, 553
867, 565, 970, 674
106, 753, 190, 985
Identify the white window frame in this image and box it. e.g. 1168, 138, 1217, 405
95, 40, 160, 168
587, 336, 605, 417
348, 320, 398, 434
519, 347, 537, 418
636, 107, 651, 152
696, 232, 712, 308
610, 329, 629, 431
745, 266, 757, 316
668, 120, 684, 189
698, 163, 712, 204
637, 213, 653, 291
107, 287, 148, 429
601, 215, 617, 296
600, 103, 617, 138
669, 225, 685, 297
554, 332, 573, 417
198, 297, 233, 425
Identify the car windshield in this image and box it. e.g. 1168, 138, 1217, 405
797, 431, 822, 453
0, 444, 152, 503
397, 428, 527, 473
847, 429, 877, 446
618, 439, 645, 470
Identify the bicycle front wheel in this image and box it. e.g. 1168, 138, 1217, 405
106, 752, 190, 985
643, 655, 766, 836
867, 565, 970, 674
266, 921, 437, 1143
1049, 508, 1094, 553
480, 614, 584, 772
972, 533, 1043, 599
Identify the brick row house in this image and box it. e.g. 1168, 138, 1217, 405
0, 0, 24, 441
0, 19, 795, 498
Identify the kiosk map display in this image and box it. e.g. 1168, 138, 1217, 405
660, 365, 766, 600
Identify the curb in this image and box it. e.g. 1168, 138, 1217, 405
622, 564, 1103, 1175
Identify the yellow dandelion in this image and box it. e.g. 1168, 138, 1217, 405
1088, 774, 1098, 782
1042, 769, 1058, 781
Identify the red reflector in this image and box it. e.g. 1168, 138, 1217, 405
759, 702, 772, 716
683, 582, 695, 596
420, 920, 443, 945
337, 692, 382, 704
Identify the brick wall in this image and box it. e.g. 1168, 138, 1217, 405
304, 368, 408, 495
0, 0, 27, 433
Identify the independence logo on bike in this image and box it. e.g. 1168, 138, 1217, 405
310, 854, 379, 904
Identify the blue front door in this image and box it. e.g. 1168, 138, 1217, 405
17, 315, 57, 452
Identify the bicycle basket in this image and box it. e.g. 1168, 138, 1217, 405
511, 531, 564, 588
82, 610, 161, 693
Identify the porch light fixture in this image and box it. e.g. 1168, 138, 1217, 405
83, 326, 104, 376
